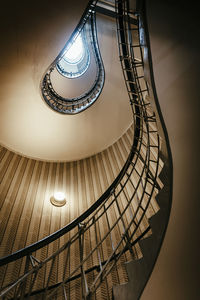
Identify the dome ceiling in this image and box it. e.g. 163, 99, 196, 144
0, 0, 132, 161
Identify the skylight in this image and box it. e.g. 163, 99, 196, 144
56, 31, 90, 79
64, 35, 84, 64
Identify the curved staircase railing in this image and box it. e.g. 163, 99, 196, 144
0, 0, 172, 299
41, 0, 105, 115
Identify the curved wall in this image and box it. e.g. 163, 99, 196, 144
0, 126, 135, 297
141, 1, 200, 299
0, 123, 161, 298
0, 126, 133, 259
0, 3, 132, 162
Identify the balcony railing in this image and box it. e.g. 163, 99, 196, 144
41, 0, 105, 115
0, 0, 172, 299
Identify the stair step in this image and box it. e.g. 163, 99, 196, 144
113, 170, 170, 300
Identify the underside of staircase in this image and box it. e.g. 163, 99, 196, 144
113, 158, 171, 299
0, 0, 172, 299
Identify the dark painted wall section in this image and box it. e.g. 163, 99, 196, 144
142, 1, 200, 299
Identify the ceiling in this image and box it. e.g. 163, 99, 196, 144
0, 0, 132, 161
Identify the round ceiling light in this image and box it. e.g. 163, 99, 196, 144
50, 192, 66, 207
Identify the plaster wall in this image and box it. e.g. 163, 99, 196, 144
0, 1, 132, 162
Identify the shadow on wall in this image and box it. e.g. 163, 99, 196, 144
142, 1, 200, 299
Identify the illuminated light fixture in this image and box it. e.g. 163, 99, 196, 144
50, 192, 66, 207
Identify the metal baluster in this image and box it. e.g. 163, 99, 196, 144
13, 255, 30, 300
93, 216, 103, 274
62, 283, 68, 300
60, 242, 71, 300
26, 255, 41, 298
114, 191, 135, 259
62, 242, 71, 282
103, 203, 121, 283
119, 182, 135, 224
43, 256, 56, 298
103, 205, 115, 252
78, 223, 89, 300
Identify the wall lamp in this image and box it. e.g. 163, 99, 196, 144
50, 192, 66, 207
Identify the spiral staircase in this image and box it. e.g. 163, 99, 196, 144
0, 0, 172, 299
